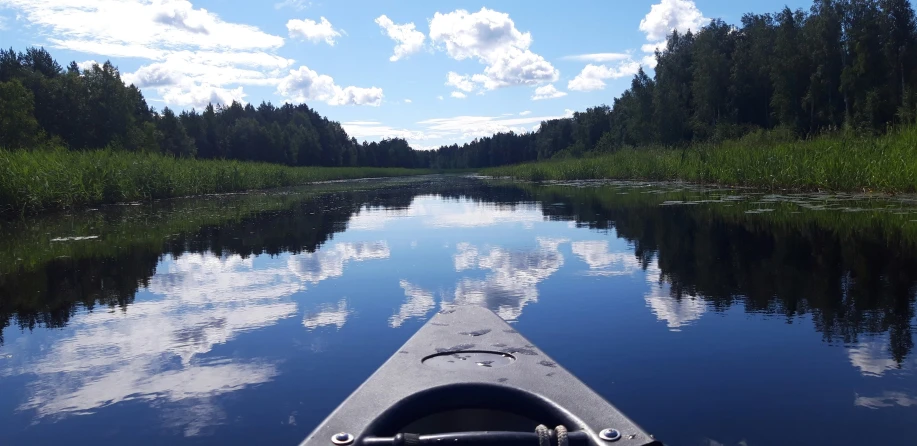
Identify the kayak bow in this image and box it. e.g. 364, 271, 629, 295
300, 306, 661, 446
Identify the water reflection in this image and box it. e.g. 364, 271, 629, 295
643, 263, 707, 331
389, 281, 436, 328
1, 177, 916, 445
855, 391, 917, 409
303, 300, 350, 330
450, 238, 566, 321
4, 253, 297, 435
288, 241, 391, 285
570, 240, 641, 277
2, 178, 915, 364
425, 200, 543, 228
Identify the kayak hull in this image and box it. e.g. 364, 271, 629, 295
300, 306, 661, 446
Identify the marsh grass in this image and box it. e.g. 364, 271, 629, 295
483, 126, 917, 192
0, 149, 432, 215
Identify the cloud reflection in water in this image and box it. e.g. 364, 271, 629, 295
447, 238, 567, 321
389, 280, 437, 328
569, 239, 706, 331
6, 253, 299, 435
3, 241, 392, 435
346, 196, 543, 231
643, 263, 706, 331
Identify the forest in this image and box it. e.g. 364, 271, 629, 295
1, 0, 916, 171
0, 48, 426, 168
435, 0, 917, 168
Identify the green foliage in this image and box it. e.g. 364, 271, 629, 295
0, 79, 41, 148
4, 0, 917, 177
435, 0, 917, 168
483, 124, 917, 192
0, 148, 432, 215
0, 47, 428, 169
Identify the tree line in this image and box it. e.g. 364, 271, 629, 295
2, 0, 916, 169
0, 47, 427, 168
431, 0, 917, 168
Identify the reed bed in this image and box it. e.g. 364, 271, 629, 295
484, 126, 917, 192
0, 149, 431, 214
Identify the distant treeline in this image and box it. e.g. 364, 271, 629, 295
2, 0, 916, 170
432, 0, 917, 167
0, 47, 427, 168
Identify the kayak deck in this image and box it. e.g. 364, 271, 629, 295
300, 306, 661, 446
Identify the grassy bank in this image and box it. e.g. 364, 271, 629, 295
483, 125, 917, 192
0, 149, 432, 214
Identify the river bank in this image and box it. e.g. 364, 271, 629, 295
0, 149, 433, 215
482, 125, 917, 192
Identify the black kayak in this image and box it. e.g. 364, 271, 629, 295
300, 306, 661, 446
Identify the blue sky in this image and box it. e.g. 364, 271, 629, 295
0, 0, 809, 150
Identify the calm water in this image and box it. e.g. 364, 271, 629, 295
1, 176, 915, 446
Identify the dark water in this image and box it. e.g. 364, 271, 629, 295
1, 176, 915, 446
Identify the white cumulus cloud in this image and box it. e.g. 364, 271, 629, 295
375, 15, 425, 61
429, 8, 558, 93
341, 121, 441, 145
418, 109, 573, 140
343, 109, 574, 149
639, 0, 707, 41
451, 91, 467, 99
277, 65, 383, 106
2, 0, 293, 109
122, 50, 294, 107
287, 16, 341, 46
562, 52, 630, 62
76, 60, 98, 71
5, 0, 284, 52
162, 84, 245, 109
568, 61, 641, 91
638, 0, 707, 66
446, 72, 475, 92
532, 84, 567, 100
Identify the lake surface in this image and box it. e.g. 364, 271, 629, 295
1, 176, 915, 446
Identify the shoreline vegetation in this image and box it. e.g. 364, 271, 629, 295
484, 125, 917, 192
0, 149, 431, 215
3, 0, 917, 212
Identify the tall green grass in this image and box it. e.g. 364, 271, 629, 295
0, 149, 432, 214
483, 125, 917, 192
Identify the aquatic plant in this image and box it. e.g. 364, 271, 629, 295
0, 148, 432, 215
483, 125, 917, 192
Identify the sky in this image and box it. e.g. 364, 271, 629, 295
0, 0, 810, 150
